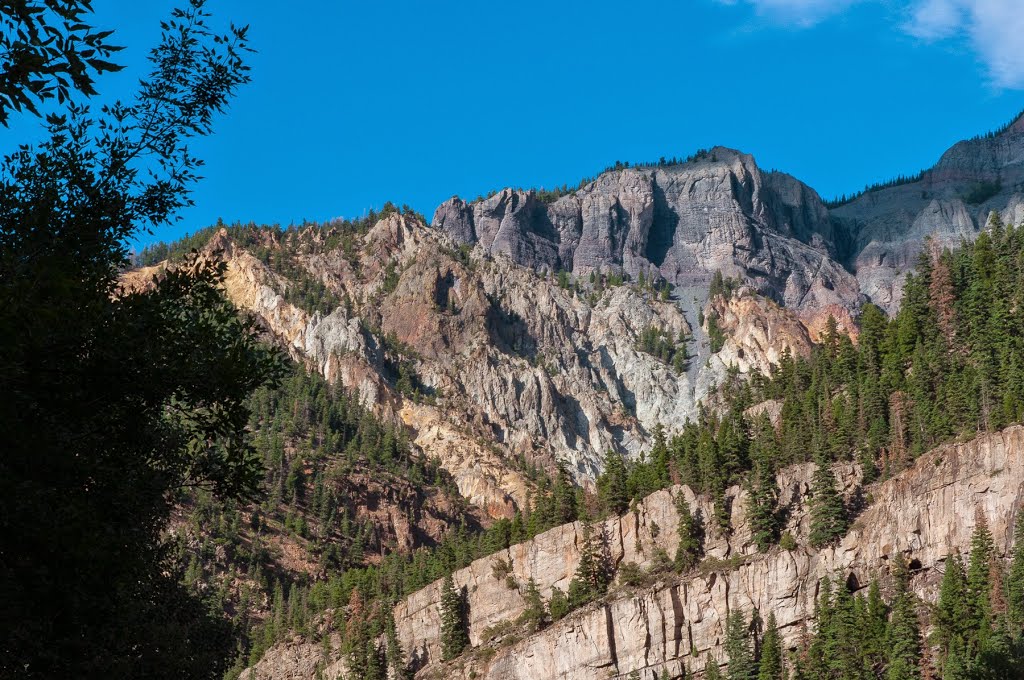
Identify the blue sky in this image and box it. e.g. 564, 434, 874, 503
3, 1, 1024, 248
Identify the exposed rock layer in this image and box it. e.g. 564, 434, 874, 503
398, 425, 1024, 678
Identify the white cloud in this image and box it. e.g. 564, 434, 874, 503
908, 0, 1024, 89
719, 0, 1024, 89
904, 0, 962, 40
718, 0, 862, 26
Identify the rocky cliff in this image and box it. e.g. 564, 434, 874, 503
435, 114, 1024, 317
170, 213, 823, 505
833, 114, 1024, 311
433, 148, 861, 319
240, 425, 1024, 680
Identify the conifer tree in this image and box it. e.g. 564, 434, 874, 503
569, 522, 613, 606
725, 610, 755, 680
746, 460, 780, 552
886, 555, 922, 680
808, 452, 848, 548
937, 553, 966, 659
863, 579, 890, 675
705, 653, 725, 680
674, 495, 703, 572
758, 612, 785, 680
1008, 512, 1024, 633
521, 578, 546, 632
385, 613, 409, 679
966, 512, 995, 652
826, 581, 866, 679
598, 450, 629, 514
549, 587, 569, 621
439, 574, 468, 660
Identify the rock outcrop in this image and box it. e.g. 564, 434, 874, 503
241, 425, 1024, 679
186, 215, 822, 495
834, 114, 1024, 312
433, 148, 861, 319
394, 426, 1024, 679
435, 113, 1024, 316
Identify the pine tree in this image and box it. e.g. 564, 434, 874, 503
808, 452, 847, 548
1008, 512, 1024, 633
674, 494, 703, 572
725, 610, 755, 680
440, 574, 468, 660
887, 555, 922, 680
966, 512, 995, 652
758, 612, 785, 680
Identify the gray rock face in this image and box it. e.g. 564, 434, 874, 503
436, 115, 1024, 315
834, 114, 1024, 311
434, 148, 862, 317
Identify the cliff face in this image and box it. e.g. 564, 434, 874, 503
392, 426, 1024, 679
240, 426, 1024, 680
434, 148, 860, 319
833, 115, 1024, 312
435, 115, 1024, 317
189, 214, 825, 502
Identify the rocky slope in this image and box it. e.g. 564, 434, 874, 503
168, 214, 819, 503
241, 425, 1024, 679
433, 148, 861, 320
833, 114, 1024, 311
435, 113, 1024, 317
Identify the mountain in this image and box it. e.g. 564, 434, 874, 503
433, 147, 859, 322
836, 114, 1024, 311
436, 113, 1024, 316
128, 113, 1024, 679
242, 425, 1024, 679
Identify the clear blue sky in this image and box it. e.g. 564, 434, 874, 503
3, 1, 1023, 248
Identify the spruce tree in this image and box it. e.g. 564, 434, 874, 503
863, 580, 889, 675
808, 453, 848, 548
705, 652, 725, 680
886, 555, 922, 680
569, 522, 613, 606
521, 578, 546, 632
675, 494, 703, 572
598, 449, 629, 514
725, 610, 755, 680
826, 581, 866, 679
935, 554, 969, 662
966, 512, 995, 652
439, 574, 468, 660
758, 612, 784, 680
1008, 512, 1024, 633
385, 613, 409, 679
549, 586, 570, 621
748, 416, 781, 551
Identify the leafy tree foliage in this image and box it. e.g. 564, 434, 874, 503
0, 1, 125, 123
0, 3, 281, 678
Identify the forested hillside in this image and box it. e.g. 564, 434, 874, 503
180, 213, 1024, 679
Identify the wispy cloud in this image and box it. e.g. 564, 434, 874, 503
718, 0, 1024, 89
716, 0, 861, 27
906, 0, 1024, 89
